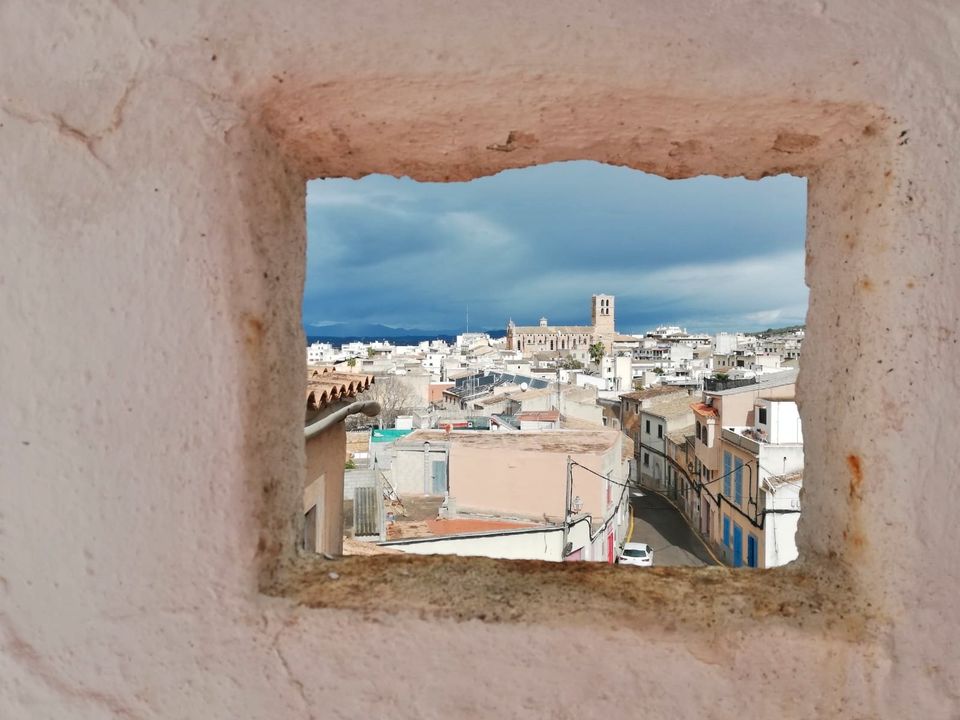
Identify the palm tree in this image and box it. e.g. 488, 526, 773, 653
588, 341, 605, 366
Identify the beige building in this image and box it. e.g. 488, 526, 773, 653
636, 395, 695, 492
479, 383, 603, 426
506, 294, 617, 356
391, 429, 626, 526
303, 368, 376, 555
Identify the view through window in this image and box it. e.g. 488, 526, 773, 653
303, 161, 807, 569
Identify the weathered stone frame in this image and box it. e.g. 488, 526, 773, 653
9, 0, 960, 714
242, 80, 896, 634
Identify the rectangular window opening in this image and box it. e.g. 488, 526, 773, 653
302, 161, 807, 569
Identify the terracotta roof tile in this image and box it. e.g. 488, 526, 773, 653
667, 426, 696, 444
639, 395, 698, 421
622, 386, 689, 401
306, 367, 374, 412
690, 402, 719, 418
517, 410, 561, 422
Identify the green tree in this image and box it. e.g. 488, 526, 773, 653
560, 356, 584, 370
588, 341, 605, 366
346, 357, 357, 368
652, 367, 665, 376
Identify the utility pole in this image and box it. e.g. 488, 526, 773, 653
562, 455, 573, 559
555, 348, 562, 417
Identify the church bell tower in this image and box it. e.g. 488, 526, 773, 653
591, 294, 616, 350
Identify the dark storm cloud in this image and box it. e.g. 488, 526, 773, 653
304, 162, 807, 333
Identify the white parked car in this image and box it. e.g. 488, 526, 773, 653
618, 542, 654, 567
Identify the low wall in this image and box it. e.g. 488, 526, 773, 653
383, 517, 595, 562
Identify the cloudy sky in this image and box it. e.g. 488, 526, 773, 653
304, 161, 807, 334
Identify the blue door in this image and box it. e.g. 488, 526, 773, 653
747, 534, 758, 568
732, 525, 743, 567
431, 460, 447, 494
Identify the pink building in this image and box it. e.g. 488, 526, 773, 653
390, 429, 631, 561
429, 381, 454, 404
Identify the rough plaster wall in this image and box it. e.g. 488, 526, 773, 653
1, 1, 959, 718
305, 422, 347, 552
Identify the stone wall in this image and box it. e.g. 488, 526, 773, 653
2, 1, 959, 718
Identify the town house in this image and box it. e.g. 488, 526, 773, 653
691, 371, 798, 563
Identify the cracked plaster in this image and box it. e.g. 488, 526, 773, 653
2, 1, 960, 718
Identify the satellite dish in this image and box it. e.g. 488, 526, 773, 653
520, 382, 529, 392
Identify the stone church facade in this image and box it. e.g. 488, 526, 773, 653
506, 295, 617, 356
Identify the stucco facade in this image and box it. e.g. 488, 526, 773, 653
3, 2, 960, 718
303, 422, 347, 553
384, 516, 597, 562
395, 430, 623, 522
390, 440, 450, 496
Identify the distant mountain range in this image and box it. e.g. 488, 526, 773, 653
305, 322, 504, 338
305, 320, 804, 340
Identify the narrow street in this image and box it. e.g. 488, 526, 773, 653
628, 489, 718, 567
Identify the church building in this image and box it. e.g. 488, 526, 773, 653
506, 294, 617, 357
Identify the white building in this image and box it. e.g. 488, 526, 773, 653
341, 341, 367, 357
423, 351, 446, 372
306, 341, 335, 365
649, 325, 685, 338
601, 354, 633, 392
720, 397, 804, 568
715, 332, 738, 355
456, 332, 492, 352
504, 360, 532, 375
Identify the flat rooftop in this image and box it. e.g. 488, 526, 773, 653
707, 369, 799, 395
396, 429, 620, 453
386, 517, 543, 540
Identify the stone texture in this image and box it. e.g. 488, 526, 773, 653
1, 1, 959, 717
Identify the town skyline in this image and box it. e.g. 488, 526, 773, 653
303, 315, 807, 339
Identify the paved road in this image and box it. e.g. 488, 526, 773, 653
628, 489, 718, 567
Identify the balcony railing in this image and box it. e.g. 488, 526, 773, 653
703, 376, 758, 392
